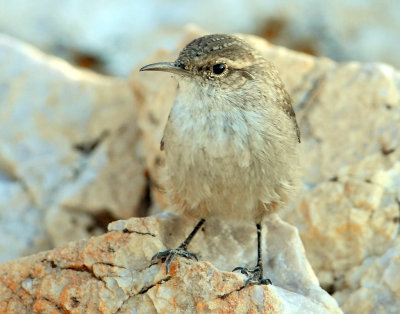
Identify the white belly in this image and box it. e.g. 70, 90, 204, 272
161, 96, 296, 222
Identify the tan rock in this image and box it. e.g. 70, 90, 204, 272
0, 215, 341, 313
0, 34, 146, 259
289, 152, 400, 290
334, 239, 400, 313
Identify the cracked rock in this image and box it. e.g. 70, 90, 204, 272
334, 238, 400, 313
0, 214, 341, 313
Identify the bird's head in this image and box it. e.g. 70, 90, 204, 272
140, 34, 269, 92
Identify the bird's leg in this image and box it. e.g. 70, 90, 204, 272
151, 218, 205, 274
233, 223, 272, 285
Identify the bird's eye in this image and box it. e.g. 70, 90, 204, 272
212, 63, 226, 75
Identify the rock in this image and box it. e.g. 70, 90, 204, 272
130, 29, 400, 312
334, 239, 400, 313
0, 180, 50, 263
289, 152, 400, 292
0, 215, 342, 313
0, 34, 146, 261
1, 2, 400, 75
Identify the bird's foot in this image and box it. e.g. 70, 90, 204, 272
151, 246, 199, 274
233, 265, 272, 285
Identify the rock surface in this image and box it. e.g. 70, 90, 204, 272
0, 214, 341, 313
0, 34, 146, 262
334, 238, 400, 313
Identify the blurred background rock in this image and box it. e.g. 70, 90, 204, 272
1, 0, 399, 76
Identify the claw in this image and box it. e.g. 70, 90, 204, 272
232, 265, 272, 285
151, 250, 171, 263
260, 278, 272, 285
151, 247, 199, 274
150, 219, 205, 274
232, 266, 251, 276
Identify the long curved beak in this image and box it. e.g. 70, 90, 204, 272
140, 62, 189, 76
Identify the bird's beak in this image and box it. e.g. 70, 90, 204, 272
140, 62, 189, 76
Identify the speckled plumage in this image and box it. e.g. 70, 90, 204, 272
155, 34, 300, 223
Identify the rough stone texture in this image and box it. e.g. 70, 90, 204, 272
0, 215, 341, 313
131, 30, 400, 312
291, 152, 400, 291
0, 34, 146, 262
334, 238, 400, 313
1, 1, 400, 76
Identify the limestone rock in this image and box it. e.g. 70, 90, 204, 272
334, 239, 400, 313
0, 215, 341, 313
0, 180, 50, 263
0, 34, 146, 261
289, 152, 400, 292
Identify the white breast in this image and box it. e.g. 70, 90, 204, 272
161, 80, 298, 222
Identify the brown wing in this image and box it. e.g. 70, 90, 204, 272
160, 137, 165, 151
281, 93, 301, 143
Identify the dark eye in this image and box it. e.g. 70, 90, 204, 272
212, 63, 226, 75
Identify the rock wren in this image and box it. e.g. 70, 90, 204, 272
140, 34, 300, 284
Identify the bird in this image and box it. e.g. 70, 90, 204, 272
140, 34, 300, 285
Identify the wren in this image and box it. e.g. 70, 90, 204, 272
140, 34, 300, 285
